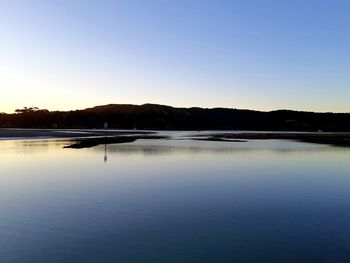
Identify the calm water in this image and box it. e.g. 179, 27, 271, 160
1, 138, 350, 262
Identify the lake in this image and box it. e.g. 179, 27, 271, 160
1, 137, 350, 262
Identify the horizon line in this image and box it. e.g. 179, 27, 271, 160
1, 103, 350, 115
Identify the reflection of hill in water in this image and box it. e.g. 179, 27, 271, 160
92, 139, 336, 157
0, 139, 69, 154
0, 138, 346, 156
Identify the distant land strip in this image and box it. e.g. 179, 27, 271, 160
1, 103, 350, 131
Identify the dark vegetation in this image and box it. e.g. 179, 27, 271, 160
1, 103, 350, 131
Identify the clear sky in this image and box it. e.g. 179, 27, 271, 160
0, 0, 349, 113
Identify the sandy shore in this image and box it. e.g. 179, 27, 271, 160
0, 128, 154, 139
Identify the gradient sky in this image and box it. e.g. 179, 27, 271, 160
1, 0, 350, 113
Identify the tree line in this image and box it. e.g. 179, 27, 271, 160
1, 104, 350, 131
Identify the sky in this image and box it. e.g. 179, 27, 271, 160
0, 0, 350, 113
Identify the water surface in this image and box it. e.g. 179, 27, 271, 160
1, 138, 350, 262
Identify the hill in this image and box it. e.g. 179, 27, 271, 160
1, 104, 350, 131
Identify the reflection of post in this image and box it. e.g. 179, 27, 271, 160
104, 143, 108, 163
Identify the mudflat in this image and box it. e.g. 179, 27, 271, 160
1, 128, 350, 148
192, 132, 350, 147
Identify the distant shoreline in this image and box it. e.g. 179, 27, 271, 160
0, 128, 154, 140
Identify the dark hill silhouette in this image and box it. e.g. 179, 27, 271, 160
1, 104, 350, 131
